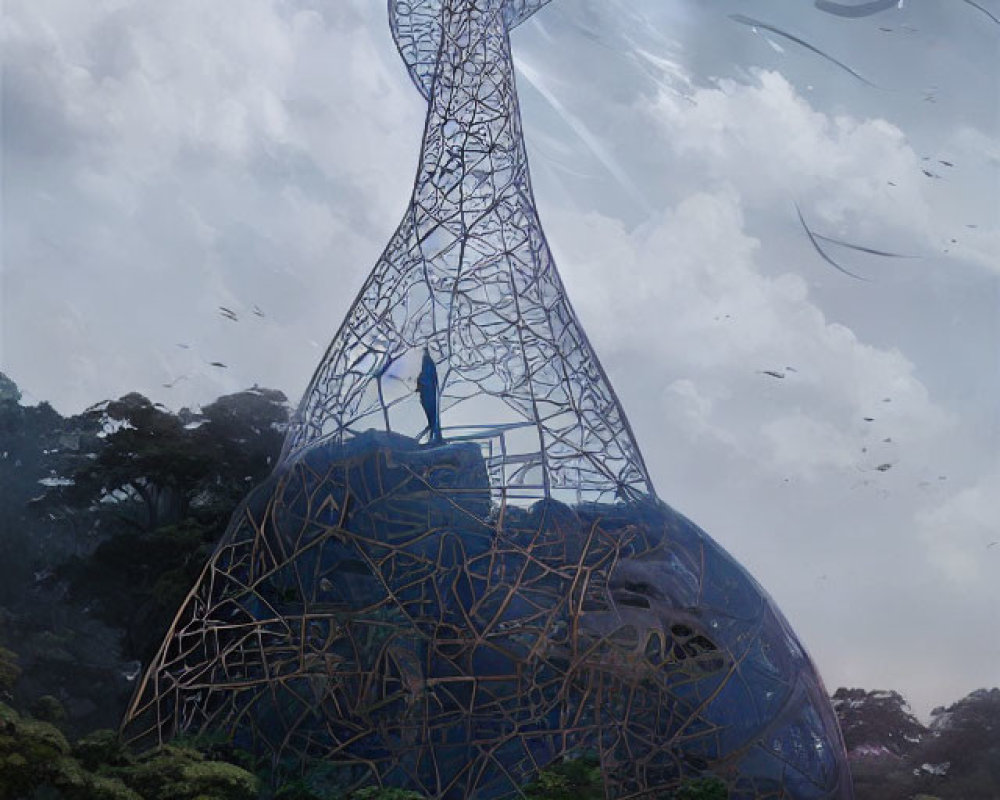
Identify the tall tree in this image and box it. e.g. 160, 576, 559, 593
50, 387, 289, 661
65, 393, 210, 531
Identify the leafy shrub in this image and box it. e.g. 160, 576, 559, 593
351, 789, 427, 800
0, 703, 263, 800
73, 728, 133, 771
120, 744, 259, 800
31, 694, 68, 723
523, 754, 604, 800
0, 648, 20, 693
673, 776, 729, 800
0, 700, 139, 800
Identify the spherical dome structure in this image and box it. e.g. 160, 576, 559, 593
123, 2, 853, 797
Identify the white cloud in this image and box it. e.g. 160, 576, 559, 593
1, 0, 424, 413
643, 70, 935, 244
550, 188, 952, 482
917, 471, 1000, 588
630, 68, 1000, 276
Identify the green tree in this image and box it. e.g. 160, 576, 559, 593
0, 701, 260, 800
911, 689, 1000, 799
53, 388, 288, 662
0, 373, 20, 405
0, 377, 90, 603
61, 518, 215, 661
0, 647, 20, 694
0, 701, 139, 800
43, 388, 288, 534
63, 393, 211, 532
672, 776, 729, 800
187, 386, 288, 516
30, 694, 67, 723
524, 754, 604, 800
351, 789, 426, 800
122, 744, 259, 800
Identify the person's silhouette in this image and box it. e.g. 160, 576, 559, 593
416, 347, 442, 443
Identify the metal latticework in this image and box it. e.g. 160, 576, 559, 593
280, 0, 650, 507
122, 2, 853, 798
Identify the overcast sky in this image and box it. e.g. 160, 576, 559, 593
2, 0, 998, 720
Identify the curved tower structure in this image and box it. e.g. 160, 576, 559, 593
281, 0, 649, 507
123, 2, 854, 798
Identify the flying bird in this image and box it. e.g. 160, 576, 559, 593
760, 370, 786, 379
218, 306, 239, 322
416, 347, 442, 444
252, 305, 266, 317
209, 361, 228, 369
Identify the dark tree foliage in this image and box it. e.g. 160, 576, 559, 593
523, 754, 605, 800
41, 387, 288, 530
0, 648, 20, 695
55, 388, 289, 663
64, 393, 214, 532
62, 519, 219, 662
0, 377, 289, 733
832, 688, 926, 757
671, 777, 729, 800
836, 687, 1000, 800
911, 689, 1000, 799
350, 790, 426, 800
0, 700, 260, 800
0, 375, 100, 604
190, 386, 288, 514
